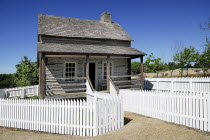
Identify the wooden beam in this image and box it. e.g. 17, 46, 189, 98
86, 55, 89, 78
43, 52, 143, 58
140, 56, 144, 90
107, 55, 110, 92
39, 53, 46, 99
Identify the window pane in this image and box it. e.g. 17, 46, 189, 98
65, 63, 76, 81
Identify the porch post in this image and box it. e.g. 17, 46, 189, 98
140, 56, 144, 90
128, 58, 131, 80
86, 55, 89, 78
107, 55, 110, 92
39, 53, 46, 99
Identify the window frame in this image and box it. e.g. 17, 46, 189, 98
63, 62, 77, 82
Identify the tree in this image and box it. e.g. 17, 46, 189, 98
173, 46, 199, 77
167, 62, 177, 77
196, 39, 210, 76
0, 74, 15, 88
144, 53, 165, 77
14, 56, 39, 87
131, 62, 140, 74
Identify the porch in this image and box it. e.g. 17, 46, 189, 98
38, 43, 146, 98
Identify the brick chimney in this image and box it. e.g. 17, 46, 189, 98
100, 12, 112, 23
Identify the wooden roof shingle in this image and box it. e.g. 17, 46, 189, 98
38, 43, 146, 57
38, 14, 133, 41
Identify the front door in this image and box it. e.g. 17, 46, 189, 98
89, 63, 96, 89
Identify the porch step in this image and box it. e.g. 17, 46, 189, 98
113, 79, 140, 83
46, 83, 86, 87
116, 84, 140, 88
46, 88, 86, 92
119, 87, 142, 89
45, 93, 87, 99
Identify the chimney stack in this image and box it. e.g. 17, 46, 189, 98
100, 12, 112, 23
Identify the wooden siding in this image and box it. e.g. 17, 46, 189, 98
42, 36, 131, 47
45, 57, 128, 92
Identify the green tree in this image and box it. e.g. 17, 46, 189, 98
144, 53, 165, 77
131, 62, 140, 74
0, 74, 15, 88
173, 46, 199, 77
167, 62, 177, 77
196, 39, 210, 76
14, 56, 39, 87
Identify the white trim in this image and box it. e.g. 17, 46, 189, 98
89, 62, 98, 91
83, 61, 98, 90
63, 62, 77, 82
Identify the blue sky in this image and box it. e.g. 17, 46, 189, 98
0, 0, 209, 74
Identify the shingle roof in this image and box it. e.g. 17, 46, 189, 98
38, 14, 133, 41
38, 43, 146, 56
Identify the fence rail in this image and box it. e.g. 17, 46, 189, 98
145, 77, 210, 92
120, 89, 210, 132
0, 97, 123, 136
5, 85, 39, 98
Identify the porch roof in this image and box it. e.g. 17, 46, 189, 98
38, 43, 146, 57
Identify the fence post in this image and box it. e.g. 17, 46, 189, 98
190, 80, 192, 92
208, 93, 210, 132
5, 90, 8, 98
36, 86, 39, 96
93, 96, 98, 136
171, 79, 174, 92
21, 88, 25, 98
157, 80, 159, 90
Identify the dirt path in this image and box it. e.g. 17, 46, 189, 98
1, 112, 210, 140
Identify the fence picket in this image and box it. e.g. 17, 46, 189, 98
145, 77, 210, 93
0, 97, 123, 136
121, 89, 210, 132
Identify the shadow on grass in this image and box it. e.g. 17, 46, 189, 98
124, 117, 132, 125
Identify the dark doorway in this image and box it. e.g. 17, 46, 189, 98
89, 63, 96, 89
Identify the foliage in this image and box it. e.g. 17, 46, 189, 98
131, 62, 140, 74
13, 56, 39, 87
173, 46, 199, 76
144, 53, 165, 77
167, 62, 177, 70
0, 74, 15, 88
195, 39, 210, 75
167, 62, 178, 77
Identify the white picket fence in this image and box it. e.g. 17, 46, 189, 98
0, 96, 123, 136
120, 89, 210, 132
5, 85, 39, 98
145, 77, 210, 92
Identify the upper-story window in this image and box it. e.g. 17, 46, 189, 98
64, 63, 76, 81
103, 62, 113, 80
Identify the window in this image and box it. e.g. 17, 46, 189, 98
103, 63, 112, 80
65, 63, 76, 81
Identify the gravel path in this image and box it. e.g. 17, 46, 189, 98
1, 112, 210, 140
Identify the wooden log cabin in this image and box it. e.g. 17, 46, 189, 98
37, 12, 146, 98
